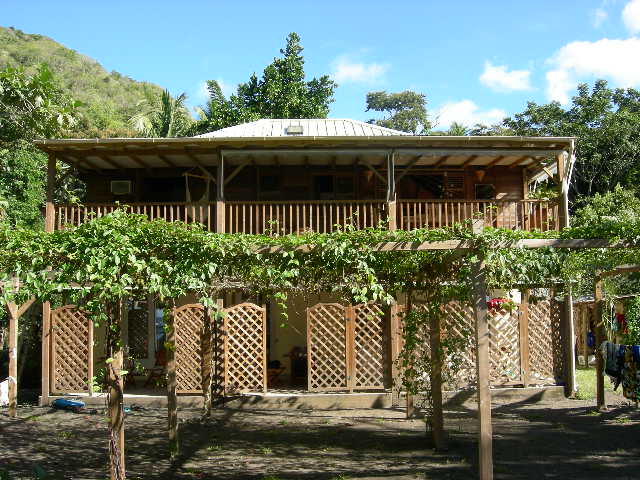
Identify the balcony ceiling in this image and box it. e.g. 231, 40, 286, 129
34, 135, 575, 177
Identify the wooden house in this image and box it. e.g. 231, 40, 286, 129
34, 119, 574, 403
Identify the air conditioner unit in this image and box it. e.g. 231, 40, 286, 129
111, 180, 132, 195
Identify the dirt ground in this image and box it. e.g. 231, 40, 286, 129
2, 390, 640, 480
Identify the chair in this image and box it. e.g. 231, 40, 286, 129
267, 360, 286, 388
286, 346, 307, 386
144, 348, 167, 388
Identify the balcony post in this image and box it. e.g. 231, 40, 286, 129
386, 151, 396, 231
216, 152, 225, 233
41, 153, 56, 406
557, 151, 576, 396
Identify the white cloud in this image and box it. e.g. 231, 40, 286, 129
331, 56, 389, 84
623, 0, 640, 33
479, 62, 532, 92
434, 100, 506, 128
545, 37, 640, 103
591, 7, 608, 27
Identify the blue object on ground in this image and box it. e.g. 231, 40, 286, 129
51, 398, 86, 411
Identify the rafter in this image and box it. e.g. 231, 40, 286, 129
462, 155, 479, 167
432, 155, 450, 168
485, 156, 506, 168
508, 156, 530, 168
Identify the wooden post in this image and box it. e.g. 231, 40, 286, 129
519, 291, 530, 388
563, 288, 576, 396
88, 316, 94, 396
108, 301, 126, 480
167, 305, 179, 458
386, 151, 397, 231
41, 301, 51, 405
262, 304, 268, 393
428, 307, 447, 450
583, 305, 590, 369
42, 153, 56, 406
346, 305, 356, 393
202, 305, 213, 416
594, 278, 606, 411
471, 221, 493, 480
7, 302, 18, 418
406, 292, 415, 419
216, 152, 225, 234
389, 301, 401, 407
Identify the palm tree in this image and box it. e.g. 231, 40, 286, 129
130, 90, 192, 137
447, 122, 469, 136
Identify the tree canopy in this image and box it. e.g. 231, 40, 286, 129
504, 80, 640, 199
191, 33, 337, 135
365, 90, 430, 134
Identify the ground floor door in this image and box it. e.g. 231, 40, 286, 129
306, 302, 387, 392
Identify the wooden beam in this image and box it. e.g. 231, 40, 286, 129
395, 155, 422, 184
128, 154, 152, 169
157, 154, 178, 168
508, 156, 530, 168
470, 221, 493, 480
364, 162, 387, 185
96, 155, 127, 171
461, 155, 479, 167
432, 155, 450, 168
485, 156, 505, 169
224, 161, 249, 187
598, 264, 640, 279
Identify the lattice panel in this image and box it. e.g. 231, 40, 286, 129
174, 304, 205, 393
224, 303, 266, 393
488, 308, 522, 385
51, 306, 90, 393
528, 300, 564, 384
354, 303, 386, 389
443, 302, 476, 387
128, 307, 149, 360
307, 303, 348, 391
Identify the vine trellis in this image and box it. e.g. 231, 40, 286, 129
2, 210, 640, 480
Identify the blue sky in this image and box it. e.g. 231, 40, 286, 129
4, 0, 640, 129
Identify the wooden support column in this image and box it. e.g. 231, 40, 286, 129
386, 151, 397, 231
216, 153, 225, 233
471, 221, 493, 480
428, 307, 446, 450
563, 287, 576, 397
519, 291, 530, 388
389, 301, 401, 407
42, 152, 56, 406
202, 305, 213, 416
7, 302, 18, 418
167, 305, 179, 458
594, 278, 606, 411
108, 301, 126, 480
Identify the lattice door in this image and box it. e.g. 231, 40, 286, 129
128, 306, 149, 360
174, 304, 206, 394
528, 300, 564, 384
51, 306, 90, 393
223, 303, 266, 394
353, 303, 386, 389
488, 308, 522, 385
307, 303, 348, 391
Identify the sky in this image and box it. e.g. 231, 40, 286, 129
4, 0, 640, 129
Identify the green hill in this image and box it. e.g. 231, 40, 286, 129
0, 26, 166, 137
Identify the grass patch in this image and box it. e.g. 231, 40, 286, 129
575, 367, 614, 400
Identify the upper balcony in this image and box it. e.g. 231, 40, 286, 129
36, 119, 574, 235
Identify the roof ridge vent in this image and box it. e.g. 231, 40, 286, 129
285, 125, 304, 135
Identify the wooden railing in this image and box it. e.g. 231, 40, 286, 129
397, 199, 559, 231
225, 200, 387, 234
53, 198, 559, 233
54, 202, 216, 231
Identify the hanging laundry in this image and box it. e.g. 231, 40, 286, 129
601, 341, 640, 402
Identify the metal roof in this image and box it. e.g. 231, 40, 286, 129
196, 118, 411, 138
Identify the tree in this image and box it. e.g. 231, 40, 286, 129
130, 89, 192, 138
0, 65, 82, 229
365, 90, 430, 134
503, 80, 640, 198
447, 122, 468, 136
191, 33, 337, 135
